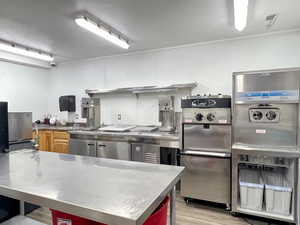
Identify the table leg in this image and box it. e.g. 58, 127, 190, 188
20, 200, 25, 216
170, 186, 176, 225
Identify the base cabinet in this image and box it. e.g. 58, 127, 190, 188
53, 139, 69, 154
33, 130, 70, 154
96, 141, 131, 160
39, 131, 53, 152
69, 139, 96, 156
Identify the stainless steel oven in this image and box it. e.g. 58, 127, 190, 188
180, 95, 232, 209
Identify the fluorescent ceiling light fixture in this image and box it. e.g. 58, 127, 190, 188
75, 16, 130, 49
234, 0, 249, 31
0, 41, 53, 62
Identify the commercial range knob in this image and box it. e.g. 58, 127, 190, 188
207, 113, 216, 122
195, 113, 204, 121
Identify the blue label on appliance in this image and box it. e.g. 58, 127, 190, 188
236, 90, 299, 102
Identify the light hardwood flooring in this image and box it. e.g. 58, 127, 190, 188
27, 196, 286, 225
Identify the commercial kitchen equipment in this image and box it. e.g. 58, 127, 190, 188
69, 139, 97, 157
5, 111, 39, 216
70, 139, 131, 161
180, 95, 232, 209
81, 97, 101, 128
59, 95, 76, 112
132, 143, 160, 164
159, 96, 175, 132
8, 112, 33, 151
0, 150, 183, 225
0, 102, 8, 152
96, 141, 131, 160
232, 68, 300, 225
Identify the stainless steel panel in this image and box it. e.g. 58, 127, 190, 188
180, 154, 231, 205
233, 104, 297, 148
8, 113, 32, 143
69, 139, 96, 157
0, 150, 183, 225
183, 124, 231, 152
234, 71, 300, 95
132, 143, 160, 164
96, 141, 131, 160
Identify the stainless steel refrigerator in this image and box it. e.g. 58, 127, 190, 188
8, 112, 33, 151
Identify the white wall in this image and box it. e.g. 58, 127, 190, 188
0, 61, 50, 121
49, 30, 300, 125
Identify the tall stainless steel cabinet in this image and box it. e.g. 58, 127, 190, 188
232, 68, 300, 225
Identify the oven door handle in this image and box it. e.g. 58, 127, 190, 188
181, 150, 231, 158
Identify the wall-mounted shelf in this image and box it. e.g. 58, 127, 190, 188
85, 82, 197, 96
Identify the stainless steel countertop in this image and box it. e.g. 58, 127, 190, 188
35, 124, 74, 131
0, 150, 184, 225
69, 130, 179, 141
35, 125, 179, 141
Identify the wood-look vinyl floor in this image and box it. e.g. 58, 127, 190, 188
27, 196, 284, 225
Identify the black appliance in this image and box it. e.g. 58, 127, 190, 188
59, 95, 76, 112
0, 102, 19, 222
0, 102, 8, 152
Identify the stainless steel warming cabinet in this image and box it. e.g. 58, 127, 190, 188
232, 68, 300, 225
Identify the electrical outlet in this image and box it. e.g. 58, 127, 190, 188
117, 113, 122, 120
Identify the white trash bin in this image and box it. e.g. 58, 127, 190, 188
265, 185, 292, 216
240, 182, 264, 211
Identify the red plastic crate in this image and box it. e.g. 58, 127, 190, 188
51, 210, 105, 225
143, 196, 169, 225
51, 196, 169, 225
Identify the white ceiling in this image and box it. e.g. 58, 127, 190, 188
0, 0, 300, 62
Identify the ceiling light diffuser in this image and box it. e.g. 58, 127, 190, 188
234, 0, 249, 31
0, 41, 54, 62
75, 16, 130, 49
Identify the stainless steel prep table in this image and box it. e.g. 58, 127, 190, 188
69, 130, 180, 148
0, 150, 183, 225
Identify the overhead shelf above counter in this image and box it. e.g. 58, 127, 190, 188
85, 82, 197, 96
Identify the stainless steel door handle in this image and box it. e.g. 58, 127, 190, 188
182, 150, 231, 158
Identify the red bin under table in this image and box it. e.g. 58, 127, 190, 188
51, 196, 169, 225
143, 196, 169, 225
51, 210, 104, 225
